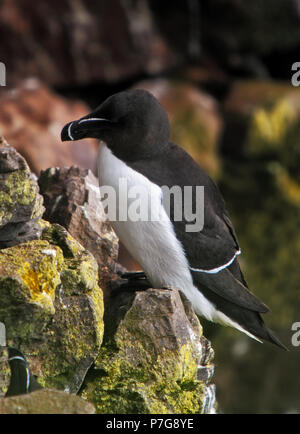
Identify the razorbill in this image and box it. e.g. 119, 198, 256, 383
5, 348, 42, 397
61, 89, 286, 349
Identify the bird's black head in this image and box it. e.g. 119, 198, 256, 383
61, 89, 170, 161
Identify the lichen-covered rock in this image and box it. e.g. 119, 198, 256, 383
0, 137, 44, 248
0, 222, 104, 394
0, 389, 95, 414
80, 287, 216, 414
38, 166, 119, 299
0, 347, 10, 397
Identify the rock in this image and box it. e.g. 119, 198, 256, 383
199, 0, 300, 77
38, 166, 119, 299
0, 137, 44, 248
0, 80, 97, 174
0, 1, 176, 88
80, 286, 216, 414
0, 222, 104, 393
134, 79, 223, 179
0, 389, 95, 414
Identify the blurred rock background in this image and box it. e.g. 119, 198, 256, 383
0, 0, 300, 413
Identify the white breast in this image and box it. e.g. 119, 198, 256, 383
97, 142, 218, 322
97, 143, 263, 341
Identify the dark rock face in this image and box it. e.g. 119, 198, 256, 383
0, 0, 176, 88
38, 166, 119, 299
0, 137, 44, 248
1, 0, 299, 88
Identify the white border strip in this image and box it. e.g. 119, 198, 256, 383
190, 249, 241, 274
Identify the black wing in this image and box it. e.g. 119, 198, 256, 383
131, 142, 269, 313
132, 142, 240, 270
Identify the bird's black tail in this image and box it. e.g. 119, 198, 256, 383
263, 325, 288, 351
192, 266, 288, 350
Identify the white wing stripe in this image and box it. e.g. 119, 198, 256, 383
8, 355, 26, 362
190, 250, 241, 274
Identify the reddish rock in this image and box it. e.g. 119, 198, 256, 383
117, 243, 142, 272
38, 166, 119, 299
0, 80, 98, 174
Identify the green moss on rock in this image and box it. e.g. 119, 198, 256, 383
0, 223, 104, 393
0, 240, 63, 320
0, 170, 39, 227
80, 289, 214, 414
0, 347, 10, 397
5, 170, 36, 206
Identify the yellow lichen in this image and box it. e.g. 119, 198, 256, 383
248, 99, 297, 151
268, 162, 300, 207
0, 240, 64, 314
0, 225, 105, 393
5, 170, 36, 206
82, 325, 206, 414
87, 285, 104, 347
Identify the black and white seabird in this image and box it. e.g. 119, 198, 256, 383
61, 89, 286, 349
5, 348, 42, 397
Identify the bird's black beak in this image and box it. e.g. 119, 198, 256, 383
61, 117, 113, 142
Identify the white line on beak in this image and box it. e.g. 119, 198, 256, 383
78, 118, 109, 124
68, 122, 74, 141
